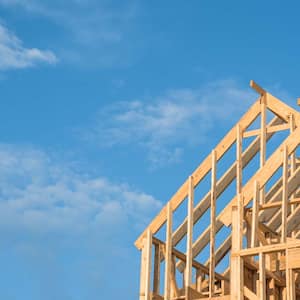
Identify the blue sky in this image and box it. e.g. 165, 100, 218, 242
0, 1, 299, 299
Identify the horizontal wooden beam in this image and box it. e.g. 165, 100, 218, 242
243, 123, 290, 138
258, 197, 300, 210
235, 241, 300, 257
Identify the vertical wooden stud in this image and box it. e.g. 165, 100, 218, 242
281, 145, 288, 243
153, 243, 161, 295
236, 124, 242, 194
139, 230, 152, 300
259, 252, 266, 300
251, 180, 260, 248
268, 278, 275, 300
260, 94, 267, 204
196, 269, 203, 293
185, 175, 194, 299
209, 150, 216, 297
164, 203, 172, 300
231, 204, 244, 300
139, 238, 147, 300
289, 114, 296, 238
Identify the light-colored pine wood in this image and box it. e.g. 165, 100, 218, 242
136, 84, 300, 300
243, 123, 290, 138
185, 176, 194, 296
231, 205, 244, 300
259, 252, 266, 300
209, 150, 216, 298
260, 93, 266, 204
164, 203, 172, 300
153, 244, 161, 295
251, 180, 260, 248
281, 146, 288, 243
135, 99, 261, 249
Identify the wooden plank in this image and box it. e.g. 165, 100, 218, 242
209, 150, 216, 298
260, 197, 300, 210
260, 165, 300, 225
281, 146, 288, 243
259, 252, 266, 300
251, 180, 260, 248
187, 126, 300, 271
289, 114, 296, 238
250, 80, 266, 95
244, 286, 259, 300
164, 203, 172, 300
287, 247, 300, 269
172, 117, 281, 249
220, 125, 300, 226
230, 205, 243, 300
237, 241, 300, 257
170, 255, 179, 298
135, 99, 261, 249
196, 269, 203, 293
140, 237, 147, 300
186, 176, 194, 292
145, 229, 152, 300
152, 237, 228, 281
266, 92, 300, 125
285, 250, 296, 300
243, 123, 290, 138
153, 244, 161, 295
205, 171, 287, 270
267, 123, 290, 133
260, 94, 267, 204
205, 163, 300, 276
205, 235, 231, 268
236, 124, 242, 194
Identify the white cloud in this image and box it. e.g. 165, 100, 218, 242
0, 144, 161, 235
0, 24, 57, 70
84, 80, 254, 166
0, 0, 138, 67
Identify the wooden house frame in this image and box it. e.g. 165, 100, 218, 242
135, 81, 300, 300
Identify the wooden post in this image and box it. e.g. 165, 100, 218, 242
251, 180, 260, 248
288, 269, 295, 299
196, 269, 203, 293
164, 203, 172, 300
139, 238, 147, 300
285, 251, 295, 300
260, 94, 267, 204
268, 278, 275, 300
231, 124, 244, 300
153, 243, 161, 295
259, 252, 266, 300
230, 204, 244, 300
209, 150, 216, 297
281, 146, 288, 243
289, 114, 296, 238
140, 229, 152, 300
236, 124, 242, 194
185, 175, 194, 299
171, 255, 179, 298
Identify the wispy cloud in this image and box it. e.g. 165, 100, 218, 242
0, 144, 161, 235
0, 23, 57, 70
0, 143, 160, 299
0, 0, 138, 67
83, 80, 254, 167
